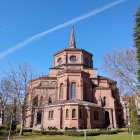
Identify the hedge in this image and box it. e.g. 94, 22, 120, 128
0, 130, 15, 135
42, 131, 64, 135
99, 130, 118, 135
133, 130, 140, 135
117, 128, 128, 133
64, 130, 100, 136
64, 131, 84, 136
0, 125, 6, 130
23, 128, 32, 132
16, 128, 32, 132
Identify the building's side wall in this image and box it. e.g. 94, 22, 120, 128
94, 89, 117, 128
43, 106, 62, 129
63, 105, 79, 129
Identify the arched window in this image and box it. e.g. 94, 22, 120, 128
66, 109, 69, 118
51, 110, 54, 119
57, 58, 62, 65
103, 96, 106, 106
71, 82, 76, 99
60, 83, 64, 99
83, 85, 87, 101
48, 111, 51, 119
72, 109, 76, 118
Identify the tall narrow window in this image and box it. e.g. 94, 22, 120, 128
72, 109, 76, 118
71, 82, 76, 99
57, 58, 62, 65
48, 111, 51, 119
103, 96, 106, 106
60, 83, 64, 99
37, 111, 42, 124
51, 110, 54, 119
66, 109, 69, 118
83, 85, 87, 101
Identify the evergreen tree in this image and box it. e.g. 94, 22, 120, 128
134, 8, 140, 85
129, 97, 140, 131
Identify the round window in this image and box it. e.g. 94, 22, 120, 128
70, 55, 77, 62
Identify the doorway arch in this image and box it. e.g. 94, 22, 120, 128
105, 111, 110, 127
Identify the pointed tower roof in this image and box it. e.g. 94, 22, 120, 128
69, 26, 76, 48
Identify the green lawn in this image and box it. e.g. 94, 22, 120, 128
9, 133, 140, 140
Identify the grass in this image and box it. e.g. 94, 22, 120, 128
7, 133, 140, 140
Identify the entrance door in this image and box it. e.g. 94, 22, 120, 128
60, 108, 63, 129
105, 111, 110, 127
37, 111, 42, 124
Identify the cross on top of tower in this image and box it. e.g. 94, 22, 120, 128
69, 25, 76, 48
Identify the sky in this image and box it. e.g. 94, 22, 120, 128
0, 0, 140, 77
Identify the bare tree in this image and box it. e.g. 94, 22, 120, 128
6, 64, 35, 136
0, 76, 13, 125
103, 48, 139, 96
0, 64, 51, 138
0, 76, 18, 140
7, 64, 49, 136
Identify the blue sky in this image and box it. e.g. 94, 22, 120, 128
0, 0, 140, 76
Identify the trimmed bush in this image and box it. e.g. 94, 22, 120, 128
117, 128, 128, 133
0, 130, 15, 135
64, 131, 84, 136
0, 125, 6, 130
86, 131, 100, 136
32, 130, 42, 135
64, 130, 100, 137
133, 130, 140, 135
42, 131, 64, 135
16, 127, 32, 133
0, 129, 7, 135
99, 130, 118, 135
23, 128, 32, 132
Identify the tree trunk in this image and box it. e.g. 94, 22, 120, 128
19, 120, 23, 136
7, 118, 12, 140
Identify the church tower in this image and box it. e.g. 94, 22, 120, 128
52, 26, 94, 71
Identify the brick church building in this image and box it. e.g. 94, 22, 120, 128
25, 27, 123, 130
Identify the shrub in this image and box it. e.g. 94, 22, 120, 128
23, 128, 32, 132
0, 125, 6, 130
117, 128, 128, 133
6, 120, 18, 131
99, 130, 118, 135
16, 127, 20, 132
133, 130, 140, 135
0, 129, 7, 135
23, 132, 32, 136
86, 131, 100, 136
32, 130, 42, 135
16, 127, 32, 133
64, 131, 84, 136
42, 131, 64, 135
64, 130, 100, 137
0, 130, 15, 135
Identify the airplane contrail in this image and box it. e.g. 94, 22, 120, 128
0, 0, 126, 60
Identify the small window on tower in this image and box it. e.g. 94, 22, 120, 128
84, 58, 89, 66
57, 58, 62, 65
70, 55, 77, 62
